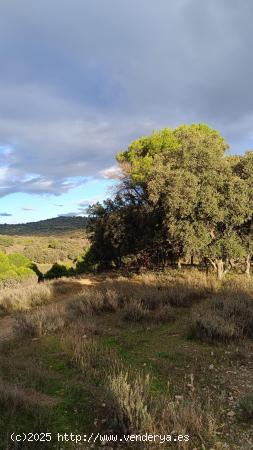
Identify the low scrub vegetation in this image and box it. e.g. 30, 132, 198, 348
0, 283, 52, 313
238, 394, 253, 420
15, 305, 66, 337
63, 333, 218, 449
190, 284, 253, 343
67, 283, 177, 325
0, 250, 37, 286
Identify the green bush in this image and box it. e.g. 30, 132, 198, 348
44, 263, 74, 280
0, 251, 11, 272
75, 248, 98, 274
8, 253, 30, 268
0, 250, 36, 285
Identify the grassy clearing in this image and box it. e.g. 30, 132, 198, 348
0, 270, 253, 449
0, 336, 99, 449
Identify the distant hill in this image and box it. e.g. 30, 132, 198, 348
0, 216, 87, 236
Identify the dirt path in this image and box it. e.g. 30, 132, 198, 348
0, 275, 104, 344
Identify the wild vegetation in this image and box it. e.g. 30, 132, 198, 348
0, 216, 87, 235
1, 124, 253, 449
0, 250, 37, 286
0, 231, 89, 284
0, 271, 252, 449
86, 124, 253, 280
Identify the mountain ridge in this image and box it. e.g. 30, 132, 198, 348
0, 216, 87, 235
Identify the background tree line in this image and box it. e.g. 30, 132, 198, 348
87, 124, 253, 278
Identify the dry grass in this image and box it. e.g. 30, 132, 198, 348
63, 332, 218, 449
108, 370, 153, 434
62, 334, 120, 378
237, 394, 253, 420
14, 305, 66, 337
190, 284, 253, 343
104, 270, 217, 309
0, 283, 52, 313
122, 299, 149, 322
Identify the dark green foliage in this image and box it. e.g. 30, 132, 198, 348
44, 263, 75, 280
87, 123, 253, 277
0, 216, 87, 235
238, 394, 253, 420
75, 248, 98, 274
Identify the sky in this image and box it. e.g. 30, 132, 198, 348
1, 0, 253, 223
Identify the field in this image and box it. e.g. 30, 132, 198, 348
0, 269, 253, 449
0, 230, 89, 282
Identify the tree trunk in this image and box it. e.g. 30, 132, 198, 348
191, 255, 194, 266
216, 258, 224, 280
245, 254, 251, 277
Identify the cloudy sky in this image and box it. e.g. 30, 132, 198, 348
0, 0, 253, 223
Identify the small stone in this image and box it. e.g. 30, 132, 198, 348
227, 410, 235, 417
175, 395, 184, 401
209, 364, 214, 370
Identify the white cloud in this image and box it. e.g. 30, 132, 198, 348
0, 0, 253, 198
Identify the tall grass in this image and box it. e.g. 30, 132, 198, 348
14, 305, 66, 337
63, 333, 218, 449
190, 283, 253, 343
0, 283, 52, 313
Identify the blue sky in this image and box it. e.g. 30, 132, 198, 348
0, 179, 112, 223
1, 0, 253, 223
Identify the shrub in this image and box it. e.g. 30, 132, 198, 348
23, 245, 57, 264
8, 253, 30, 268
75, 248, 97, 274
0, 251, 11, 272
122, 300, 149, 322
63, 336, 118, 378
44, 263, 74, 280
238, 394, 253, 420
159, 395, 217, 448
100, 288, 119, 312
15, 306, 66, 337
108, 371, 153, 434
0, 250, 36, 286
67, 289, 104, 318
190, 291, 253, 343
62, 331, 218, 449
67, 288, 120, 319
153, 304, 175, 323
0, 284, 52, 312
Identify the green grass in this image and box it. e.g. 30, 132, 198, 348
1, 274, 253, 449
0, 336, 100, 449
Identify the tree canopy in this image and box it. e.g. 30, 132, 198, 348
88, 124, 253, 278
